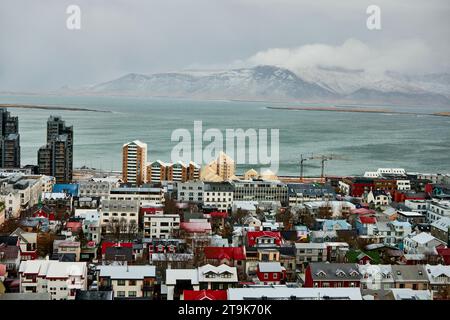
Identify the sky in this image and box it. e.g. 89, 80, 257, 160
0, 0, 449, 91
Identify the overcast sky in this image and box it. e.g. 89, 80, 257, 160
0, 0, 449, 91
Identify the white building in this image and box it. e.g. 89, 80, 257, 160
203, 182, 234, 212
97, 265, 156, 299
108, 186, 165, 206
143, 213, 180, 239
358, 264, 394, 290
403, 232, 445, 254
19, 260, 87, 300
427, 200, 450, 223
227, 286, 362, 300
100, 199, 139, 233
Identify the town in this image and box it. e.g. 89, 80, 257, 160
0, 107, 449, 301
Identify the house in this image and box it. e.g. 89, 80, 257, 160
396, 210, 427, 225
52, 240, 81, 262
322, 219, 352, 231
104, 246, 133, 264
0, 243, 21, 274
182, 289, 227, 300
143, 213, 180, 239
430, 217, 450, 245
227, 286, 363, 300
256, 262, 286, 284
436, 247, 450, 265
356, 216, 377, 236
358, 264, 394, 291
10, 228, 37, 260
204, 247, 246, 269
166, 264, 238, 300
310, 231, 338, 243
19, 260, 87, 300
246, 231, 282, 248
366, 190, 390, 207
198, 264, 238, 290
304, 263, 361, 288
387, 289, 432, 300
391, 265, 429, 290
180, 221, 212, 235
403, 232, 445, 254
294, 243, 327, 271
97, 265, 156, 299
424, 264, 450, 296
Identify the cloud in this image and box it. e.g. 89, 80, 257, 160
244, 38, 446, 75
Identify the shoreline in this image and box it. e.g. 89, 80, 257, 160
267, 106, 450, 117
0, 103, 111, 113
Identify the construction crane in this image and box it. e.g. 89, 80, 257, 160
300, 153, 346, 182
299, 153, 315, 182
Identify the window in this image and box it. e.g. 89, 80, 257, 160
117, 280, 126, 286
117, 291, 125, 297
129, 280, 136, 286
264, 273, 269, 279
128, 291, 137, 297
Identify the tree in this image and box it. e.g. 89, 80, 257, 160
37, 232, 56, 258
127, 220, 139, 241
297, 207, 315, 229
0, 218, 21, 234
233, 209, 250, 225
317, 204, 332, 219
275, 208, 294, 230
164, 197, 178, 214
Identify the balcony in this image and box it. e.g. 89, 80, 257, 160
67, 280, 85, 289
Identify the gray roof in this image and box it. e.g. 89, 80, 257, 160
309, 263, 361, 281
391, 265, 428, 282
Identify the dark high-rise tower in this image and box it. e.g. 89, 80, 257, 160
0, 108, 21, 168
38, 116, 73, 183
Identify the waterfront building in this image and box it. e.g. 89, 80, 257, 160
122, 140, 147, 186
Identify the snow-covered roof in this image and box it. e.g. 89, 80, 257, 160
166, 269, 199, 285
227, 287, 362, 300
409, 232, 437, 245
198, 264, 238, 282
425, 264, 450, 280
258, 262, 284, 273
19, 260, 86, 278
97, 265, 155, 279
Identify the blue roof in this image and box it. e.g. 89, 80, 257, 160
53, 184, 79, 196
323, 219, 351, 230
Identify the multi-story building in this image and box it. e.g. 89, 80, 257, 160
177, 180, 204, 203
143, 213, 180, 239
108, 186, 165, 206
147, 160, 172, 183
287, 183, 335, 205
203, 182, 234, 212
0, 108, 20, 169
391, 265, 429, 290
201, 151, 236, 182
304, 263, 361, 288
427, 200, 450, 223
122, 140, 147, 186
295, 243, 327, 270
19, 260, 87, 300
97, 265, 156, 299
100, 199, 139, 233
430, 217, 450, 245
38, 116, 73, 183
358, 264, 394, 291
232, 180, 288, 204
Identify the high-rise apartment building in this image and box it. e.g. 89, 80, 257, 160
0, 108, 20, 168
122, 140, 147, 186
38, 116, 73, 183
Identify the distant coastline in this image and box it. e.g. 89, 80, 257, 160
0, 103, 111, 113
267, 106, 450, 117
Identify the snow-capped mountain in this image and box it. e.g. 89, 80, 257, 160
77, 65, 450, 106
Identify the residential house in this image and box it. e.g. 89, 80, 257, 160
256, 262, 286, 284
19, 260, 87, 300
304, 263, 361, 288
358, 264, 394, 291
391, 265, 429, 290
182, 289, 227, 301
97, 265, 156, 299
430, 217, 450, 245
294, 243, 327, 271
227, 287, 363, 300
403, 232, 445, 254
10, 228, 37, 260
424, 264, 450, 296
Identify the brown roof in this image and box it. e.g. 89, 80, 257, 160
0, 244, 20, 259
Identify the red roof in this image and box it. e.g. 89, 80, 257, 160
437, 247, 450, 265
359, 216, 377, 224
101, 242, 133, 255
33, 210, 55, 221
183, 290, 227, 301
180, 222, 212, 233
247, 231, 282, 247
204, 247, 246, 261
208, 211, 228, 218
351, 208, 375, 215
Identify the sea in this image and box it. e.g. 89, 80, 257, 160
1, 94, 450, 177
